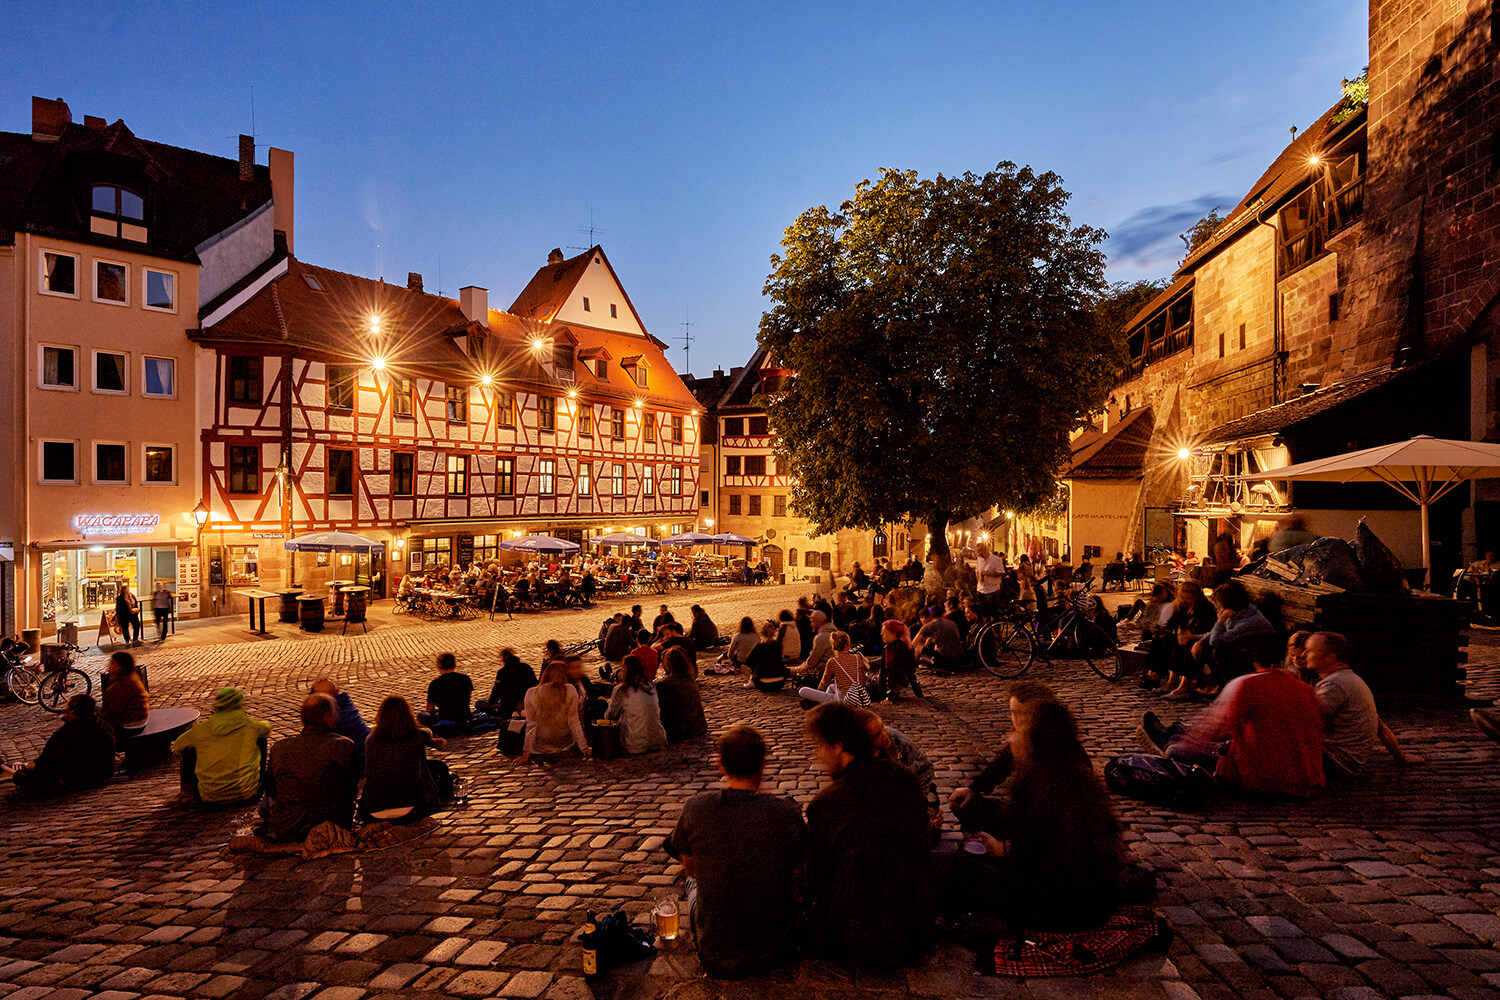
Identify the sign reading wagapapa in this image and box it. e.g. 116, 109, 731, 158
74, 513, 161, 536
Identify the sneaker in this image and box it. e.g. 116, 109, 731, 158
1472, 708, 1500, 745
1136, 711, 1170, 755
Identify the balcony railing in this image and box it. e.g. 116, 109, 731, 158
1123, 321, 1193, 380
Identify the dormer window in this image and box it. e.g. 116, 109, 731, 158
622, 356, 648, 388
595, 359, 608, 379
90, 183, 146, 241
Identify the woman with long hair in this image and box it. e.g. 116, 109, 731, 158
605, 654, 668, 754
518, 662, 590, 764
878, 619, 921, 702
656, 645, 708, 742
728, 616, 760, 673
1140, 581, 1214, 694
778, 609, 800, 664
798, 630, 871, 707
360, 695, 450, 821
100, 651, 149, 733
747, 619, 791, 691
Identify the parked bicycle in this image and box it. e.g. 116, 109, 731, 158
4, 642, 92, 712
969, 586, 1122, 681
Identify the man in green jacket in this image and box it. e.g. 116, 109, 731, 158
172, 687, 271, 805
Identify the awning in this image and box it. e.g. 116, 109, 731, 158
31, 538, 194, 551
1200, 364, 1417, 445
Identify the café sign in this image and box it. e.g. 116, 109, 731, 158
75, 513, 161, 537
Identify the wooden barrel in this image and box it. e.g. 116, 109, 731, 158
298, 595, 326, 633
345, 588, 368, 623
278, 591, 302, 623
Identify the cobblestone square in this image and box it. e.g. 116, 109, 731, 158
4, 584, 1500, 1000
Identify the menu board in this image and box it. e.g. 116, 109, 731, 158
456, 534, 475, 568
177, 555, 201, 615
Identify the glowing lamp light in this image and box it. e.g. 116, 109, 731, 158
1004, 511, 1014, 520
371, 356, 387, 372
480, 374, 494, 386
1308, 154, 1321, 166
191, 500, 210, 528
369, 315, 382, 334
980, 532, 989, 541
531, 337, 546, 351
1177, 448, 1192, 460
567, 388, 579, 399
89, 545, 105, 553
633, 398, 644, 409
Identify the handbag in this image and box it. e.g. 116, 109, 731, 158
591, 719, 622, 760
499, 717, 526, 757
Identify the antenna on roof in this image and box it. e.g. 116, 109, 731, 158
679, 309, 695, 374
437, 251, 442, 298
567, 206, 607, 251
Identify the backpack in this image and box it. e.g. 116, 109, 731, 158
1104, 753, 1215, 808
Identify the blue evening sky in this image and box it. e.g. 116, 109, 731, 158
5, 1, 1367, 375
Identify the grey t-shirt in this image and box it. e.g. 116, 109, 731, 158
1316, 668, 1378, 770
668, 788, 807, 978
916, 617, 964, 660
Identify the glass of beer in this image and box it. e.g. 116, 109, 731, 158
653, 896, 679, 940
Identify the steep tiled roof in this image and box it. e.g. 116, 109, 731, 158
1064, 406, 1155, 478
508, 247, 592, 321
1200, 365, 1412, 444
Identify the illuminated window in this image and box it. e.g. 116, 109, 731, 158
612, 463, 625, 496
496, 457, 515, 496
579, 462, 592, 495
670, 466, 683, 495
418, 537, 452, 571
229, 446, 259, 493
539, 458, 556, 495
447, 454, 468, 496
474, 534, 500, 563
643, 465, 654, 496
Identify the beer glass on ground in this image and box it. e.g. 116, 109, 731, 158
653, 896, 679, 940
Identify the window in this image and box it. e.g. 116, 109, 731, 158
496, 391, 514, 427
672, 414, 684, 443
229, 446, 259, 493
643, 465, 655, 496
496, 458, 515, 496
228, 545, 259, 585
610, 303, 618, 318
94, 351, 127, 394
748, 416, 769, 435
748, 495, 762, 516
774, 495, 786, 517
418, 537, 452, 571
632, 365, 649, 388
474, 534, 500, 563
393, 377, 414, 418
611, 407, 625, 438
729, 494, 742, 515
328, 449, 354, 495
41, 251, 77, 296
1238, 323, 1246, 351
90, 183, 145, 239
644, 413, 656, 443
41, 441, 76, 483
228, 357, 261, 405
94, 443, 127, 484
143, 357, 175, 397
94, 261, 127, 304
579, 404, 593, 436
41, 345, 76, 389
805, 550, 819, 567
583, 297, 591, 312
726, 456, 742, 475
670, 466, 683, 496
393, 452, 414, 496
1329, 293, 1341, 322
539, 396, 556, 432
539, 458, 556, 495
745, 455, 767, 476
579, 462, 592, 495
144, 444, 174, 484
143, 269, 175, 311
873, 531, 889, 558
595, 359, 608, 379
612, 463, 625, 496
327, 365, 356, 410
701, 489, 710, 508
555, 343, 575, 371
446, 384, 468, 422
447, 455, 468, 496
1218, 332, 1225, 359
723, 417, 744, 437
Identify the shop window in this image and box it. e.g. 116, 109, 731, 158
144, 444, 174, 484
644, 413, 656, 442
670, 466, 683, 495
447, 454, 468, 496
612, 463, 625, 496
729, 494, 742, 515
611, 406, 625, 438
774, 495, 786, 517
228, 446, 259, 493
748, 494, 761, 515
748, 416, 769, 435
579, 404, 593, 436
446, 384, 467, 422
94, 260, 127, 304
327, 365, 356, 410
643, 465, 655, 496
726, 456, 742, 475
94, 443, 126, 484
672, 414, 684, 443
539, 395, 555, 432
228, 545, 259, 585
41, 251, 77, 296
143, 357, 175, 397
41, 345, 77, 389
94, 350, 127, 394
497, 457, 515, 496
473, 534, 500, 563
143, 269, 175, 311
393, 452, 414, 496
579, 461, 592, 495
328, 448, 354, 495
418, 537, 452, 571
228, 357, 261, 405
745, 455, 767, 476
539, 458, 556, 495
393, 377, 414, 418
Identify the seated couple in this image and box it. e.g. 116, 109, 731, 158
797, 623, 922, 706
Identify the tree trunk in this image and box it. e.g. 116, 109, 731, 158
927, 512, 952, 575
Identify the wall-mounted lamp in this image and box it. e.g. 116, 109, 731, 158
192, 500, 210, 529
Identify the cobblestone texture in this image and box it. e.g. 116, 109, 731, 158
3, 584, 1500, 999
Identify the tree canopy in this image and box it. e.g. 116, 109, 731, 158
758, 163, 1123, 562
1094, 278, 1169, 340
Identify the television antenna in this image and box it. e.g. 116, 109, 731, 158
568, 207, 607, 251
679, 309, 695, 373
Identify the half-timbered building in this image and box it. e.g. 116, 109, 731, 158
192, 246, 700, 606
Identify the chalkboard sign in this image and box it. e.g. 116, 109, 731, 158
456, 533, 475, 568
209, 555, 225, 587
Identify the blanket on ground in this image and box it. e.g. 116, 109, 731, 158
228, 816, 438, 860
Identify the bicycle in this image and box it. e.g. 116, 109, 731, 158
970, 586, 1122, 681
5, 645, 93, 712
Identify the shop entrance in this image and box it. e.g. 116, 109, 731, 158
41, 545, 179, 632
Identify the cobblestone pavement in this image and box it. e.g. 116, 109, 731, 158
3, 584, 1500, 1000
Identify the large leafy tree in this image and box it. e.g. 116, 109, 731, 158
758, 163, 1122, 567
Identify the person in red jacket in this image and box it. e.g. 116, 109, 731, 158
1138, 638, 1324, 798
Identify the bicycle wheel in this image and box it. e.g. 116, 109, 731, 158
1074, 619, 1123, 681
38, 668, 92, 712
5, 666, 40, 705
977, 621, 1034, 679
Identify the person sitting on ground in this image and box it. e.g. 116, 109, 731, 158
830, 591, 857, 631
657, 646, 709, 743
800, 610, 836, 679
937, 698, 1127, 937
1166, 580, 1277, 699
655, 620, 698, 669
1140, 581, 1215, 694
171, 687, 271, 806
799, 630, 872, 707
2, 694, 115, 796
1283, 630, 1312, 676
602, 613, 635, 663
865, 711, 940, 837
311, 677, 369, 767
747, 620, 791, 691
778, 610, 801, 664
629, 629, 661, 681
262, 694, 358, 842
518, 662, 591, 764
653, 605, 676, 633
877, 619, 922, 701
667, 726, 807, 979
606, 654, 669, 755
100, 651, 150, 737
628, 604, 646, 634
475, 648, 538, 720
1305, 631, 1421, 776
944, 596, 969, 644
795, 607, 816, 662
689, 605, 720, 649
728, 616, 760, 671
360, 695, 451, 822
805, 702, 934, 967
419, 653, 474, 728
1138, 637, 1325, 798
948, 679, 1058, 836
914, 605, 965, 673
1119, 581, 1175, 626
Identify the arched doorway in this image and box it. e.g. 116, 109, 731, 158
762, 544, 783, 581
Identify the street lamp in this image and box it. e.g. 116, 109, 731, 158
192, 501, 210, 531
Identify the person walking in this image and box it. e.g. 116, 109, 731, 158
115, 584, 142, 645
150, 583, 174, 642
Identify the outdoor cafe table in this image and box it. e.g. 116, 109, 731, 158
329, 579, 355, 616
235, 588, 281, 635
415, 588, 472, 618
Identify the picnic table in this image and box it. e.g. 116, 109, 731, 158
236, 588, 282, 635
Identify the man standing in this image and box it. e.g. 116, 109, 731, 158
974, 542, 1006, 608
172, 687, 272, 805
667, 727, 807, 978
150, 583, 174, 642
1305, 631, 1420, 776
263, 694, 357, 841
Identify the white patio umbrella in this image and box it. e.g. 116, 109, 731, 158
1264, 435, 1500, 586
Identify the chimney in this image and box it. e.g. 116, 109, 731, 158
460, 286, 489, 325
407, 272, 423, 293
83, 115, 105, 130
269, 147, 294, 256
547, 248, 564, 266
238, 134, 255, 182
30, 96, 71, 141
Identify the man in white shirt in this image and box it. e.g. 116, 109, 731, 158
974, 542, 1006, 610
1305, 631, 1420, 776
